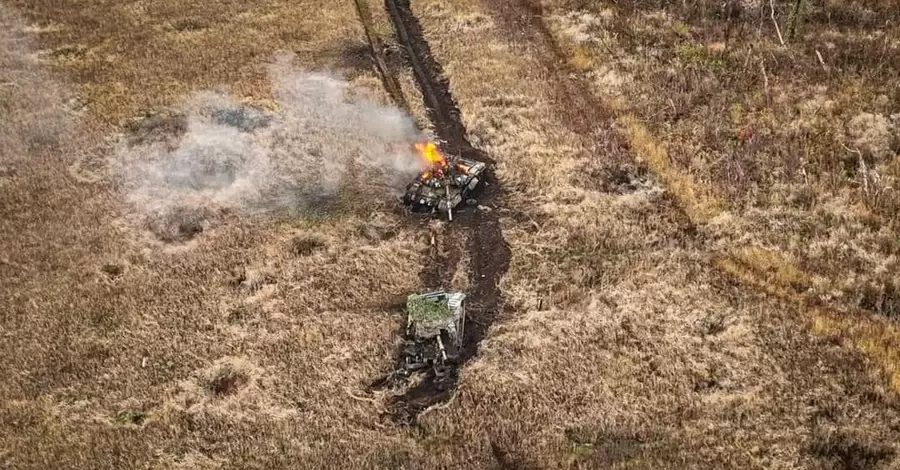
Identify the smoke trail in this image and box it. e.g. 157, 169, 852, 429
0, 6, 77, 168
120, 54, 427, 242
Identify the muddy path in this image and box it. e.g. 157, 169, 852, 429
376, 0, 511, 423
351, 0, 411, 114
351, 0, 455, 292
383, 0, 484, 161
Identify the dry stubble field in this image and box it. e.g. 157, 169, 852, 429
2, 0, 900, 469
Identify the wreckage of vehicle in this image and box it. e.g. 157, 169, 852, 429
397, 290, 466, 381
403, 141, 486, 220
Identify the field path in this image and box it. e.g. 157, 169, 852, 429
356, 0, 512, 423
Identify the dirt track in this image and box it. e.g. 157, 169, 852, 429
358, 0, 512, 423
481, 0, 619, 141
352, 0, 411, 115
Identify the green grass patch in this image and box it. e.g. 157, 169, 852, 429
406, 295, 453, 323
676, 43, 723, 69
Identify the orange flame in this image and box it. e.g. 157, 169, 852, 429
415, 141, 447, 167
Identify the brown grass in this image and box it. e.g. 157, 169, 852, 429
0, 1, 426, 468
619, 113, 725, 224
813, 311, 900, 393
404, 0, 900, 467
533, 0, 900, 405
4, 0, 900, 468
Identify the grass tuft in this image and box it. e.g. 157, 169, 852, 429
206, 365, 249, 397
114, 410, 148, 426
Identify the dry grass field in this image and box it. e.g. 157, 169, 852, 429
2, 0, 900, 469
530, 0, 900, 406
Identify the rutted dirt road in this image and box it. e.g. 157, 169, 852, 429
358, 0, 511, 423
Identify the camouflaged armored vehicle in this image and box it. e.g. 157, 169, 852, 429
399, 291, 466, 380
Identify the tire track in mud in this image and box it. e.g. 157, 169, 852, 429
352, 0, 411, 114
378, 0, 511, 424
384, 0, 478, 161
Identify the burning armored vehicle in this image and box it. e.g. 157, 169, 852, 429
403, 142, 486, 220
398, 290, 466, 381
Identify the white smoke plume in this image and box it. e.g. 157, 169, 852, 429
119, 55, 427, 242
0, 6, 78, 169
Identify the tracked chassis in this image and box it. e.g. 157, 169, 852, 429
403, 155, 486, 219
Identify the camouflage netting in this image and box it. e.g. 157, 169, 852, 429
409, 294, 462, 341
407, 295, 453, 323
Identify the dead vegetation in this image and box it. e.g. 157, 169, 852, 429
2, 0, 900, 468
533, 0, 900, 385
